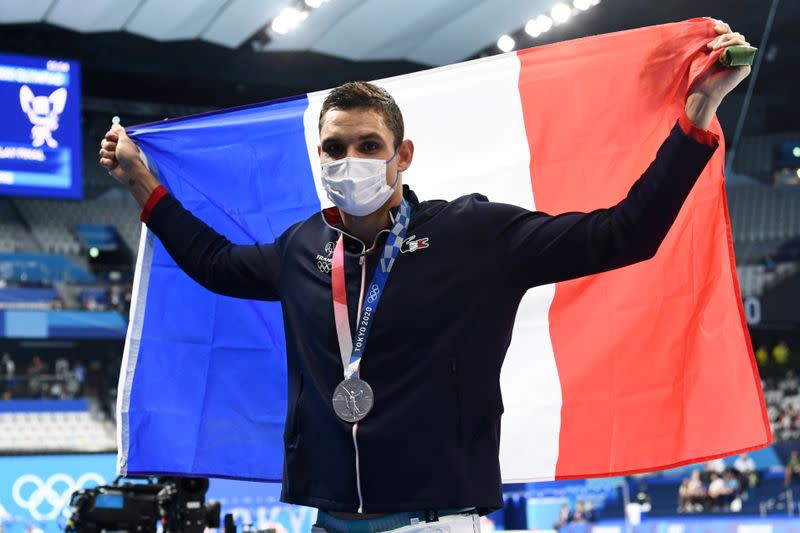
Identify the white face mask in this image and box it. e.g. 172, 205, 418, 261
320, 149, 400, 217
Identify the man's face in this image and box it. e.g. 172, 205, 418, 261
318, 107, 412, 188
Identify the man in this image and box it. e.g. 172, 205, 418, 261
0, 352, 15, 398
734, 453, 755, 473
706, 458, 726, 475
100, 21, 750, 533
707, 472, 734, 510
685, 469, 707, 512
785, 450, 800, 488
734, 452, 758, 489
26, 355, 47, 397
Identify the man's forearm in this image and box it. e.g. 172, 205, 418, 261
126, 168, 161, 207
684, 93, 722, 130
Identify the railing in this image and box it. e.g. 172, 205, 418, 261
759, 488, 795, 517
0, 373, 84, 400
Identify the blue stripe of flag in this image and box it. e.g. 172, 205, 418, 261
125, 94, 320, 481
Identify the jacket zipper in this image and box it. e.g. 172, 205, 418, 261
354, 251, 366, 512
321, 212, 391, 514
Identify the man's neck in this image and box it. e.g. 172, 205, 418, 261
341, 207, 392, 248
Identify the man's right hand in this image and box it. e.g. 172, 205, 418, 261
99, 124, 161, 207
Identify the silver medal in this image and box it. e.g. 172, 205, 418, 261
332, 378, 374, 422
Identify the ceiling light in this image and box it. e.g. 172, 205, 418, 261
534, 14, 553, 34
573, 0, 592, 10
271, 19, 289, 34
525, 19, 542, 37
589, 0, 601, 5
271, 16, 291, 34
551, 2, 572, 24
305, 0, 324, 7
497, 34, 516, 53
271, 6, 309, 35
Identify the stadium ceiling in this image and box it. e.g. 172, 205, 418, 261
0, 0, 796, 132
0, 0, 559, 67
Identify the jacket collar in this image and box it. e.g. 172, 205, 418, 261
320, 185, 419, 253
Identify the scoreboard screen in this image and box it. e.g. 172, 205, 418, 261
0, 52, 82, 199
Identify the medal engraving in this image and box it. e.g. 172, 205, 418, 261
332, 378, 374, 422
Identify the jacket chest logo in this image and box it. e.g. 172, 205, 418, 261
400, 235, 430, 254
316, 241, 335, 273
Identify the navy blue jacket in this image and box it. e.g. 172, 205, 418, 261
144, 119, 717, 513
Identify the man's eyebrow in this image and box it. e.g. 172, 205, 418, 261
321, 133, 385, 143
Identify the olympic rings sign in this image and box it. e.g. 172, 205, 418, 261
12, 472, 106, 520
366, 284, 380, 303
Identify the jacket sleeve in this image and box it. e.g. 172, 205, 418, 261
485, 118, 719, 290
143, 192, 283, 301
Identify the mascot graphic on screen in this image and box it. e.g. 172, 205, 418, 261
19, 85, 67, 148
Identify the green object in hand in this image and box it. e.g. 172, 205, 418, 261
720, 45, 758, 67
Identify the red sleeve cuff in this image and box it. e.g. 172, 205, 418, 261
140, 185, 169, 223
678, 110, 719, 147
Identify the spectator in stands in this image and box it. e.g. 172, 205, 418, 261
26, 355, 45, 375
734, 452, 755, 474
582, 500, 596, 522
73, 361, 86, 383
1, 352, 13, 378
1, 352, 15, 396
678, 479, 691, 512
707, 473, 729, 507
701, 458, 725, 487
571, 500, 587, 523
682, 469, 707, 512
734, 452, 759, 488
25, 356, 47, 397
54, 357, 70, 378
785, 450, 800, 488
706, 458, 726, 476
723, 471, 741, 508
554, 503, 570, 530
68, 361, 86, 397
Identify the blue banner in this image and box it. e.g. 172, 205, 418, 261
0, 454, 315, 533
0, 454, 115, 533
0, 311, 127, 339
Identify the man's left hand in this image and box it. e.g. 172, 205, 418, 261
685, 20, 752, 129
693, 20, 752, 102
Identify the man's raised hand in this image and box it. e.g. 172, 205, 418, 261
98, 123, 161, 206
684, 19, 752, 129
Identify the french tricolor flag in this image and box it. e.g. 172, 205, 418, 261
117, 18, 770, 483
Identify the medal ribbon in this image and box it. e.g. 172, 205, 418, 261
331, 199, 411, 380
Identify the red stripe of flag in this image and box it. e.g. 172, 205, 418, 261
516, 18, 771, 478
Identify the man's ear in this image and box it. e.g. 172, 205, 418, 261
397, 139, 414, 172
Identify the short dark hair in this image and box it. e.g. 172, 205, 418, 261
319, 81, 404, 149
